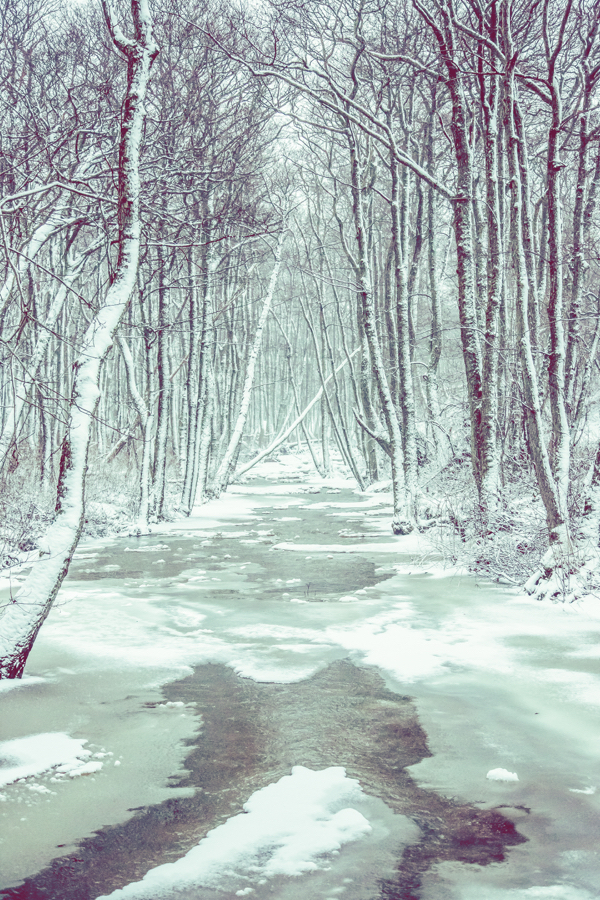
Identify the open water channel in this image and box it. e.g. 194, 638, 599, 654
1, 458, 599, 900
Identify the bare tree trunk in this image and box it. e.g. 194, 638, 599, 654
544, 0, 573, 517
502, 12, 572, 594
152, 235, 171, 519
192, 367, 215, 507
116, 334, 153, 529
389, 152, 419, 516
347, 130, 410, 532
565, 9, 600, 419
414, 0, 489, 509
422, 90, 445, 455
211, 224, 286, 496
478, 1, 503, 509
0, 0, 157, 679
181, 189, 214, 513
0, 244, 86, 474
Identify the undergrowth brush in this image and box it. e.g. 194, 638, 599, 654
423, 448, 600, 597
0, 452, 142, 569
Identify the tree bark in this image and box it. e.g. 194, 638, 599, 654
211, 224, 286, 496
0, 0, 157, 679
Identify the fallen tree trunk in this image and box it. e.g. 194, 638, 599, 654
235, 348, 360, 479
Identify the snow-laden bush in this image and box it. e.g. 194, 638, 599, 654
0, 465, 54, 568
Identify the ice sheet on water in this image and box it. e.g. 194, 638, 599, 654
37, 545, 600, 701
451, 886, 597, 900
233, 484, 307, 495
299, 498, 384, 509
273, 539, 427, 553
5, 468, 600, 897
94, 766, 372, 899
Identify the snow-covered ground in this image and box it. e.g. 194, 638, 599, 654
1, 455, 600, 899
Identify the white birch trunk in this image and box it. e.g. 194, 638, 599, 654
544, 6, 572, 516
192, 368, 215, 508
180, 191, 215, 514
0, 0, 157, 678
389, 152, 418, 512
211, 225, 286, 496
151, 237, 171, 520
479, 22, 503, 509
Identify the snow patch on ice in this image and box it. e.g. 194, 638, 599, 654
26, 783, 55, 794
95, 766, 372, 899
486, 768, 519, 782
0, 733, 102, 787
124, 544, 171, 553
0, 674, 46, 693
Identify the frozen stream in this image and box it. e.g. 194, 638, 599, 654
1, 459, 600, 899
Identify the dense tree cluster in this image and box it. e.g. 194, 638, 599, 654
2, 0, 600, 675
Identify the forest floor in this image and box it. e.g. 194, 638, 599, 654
1, 455, 600, 900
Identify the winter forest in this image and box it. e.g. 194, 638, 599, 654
2, 0, 600, 678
